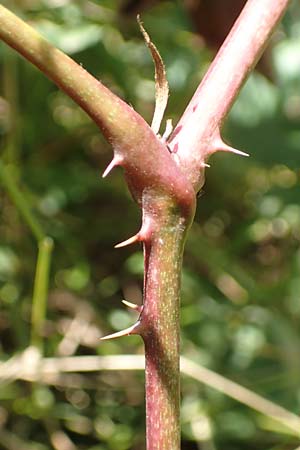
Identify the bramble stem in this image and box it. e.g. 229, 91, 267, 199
0, 2, 292, 449
0, 5, 194, 212
139, 203, 191, 449
169, 0, 290, 190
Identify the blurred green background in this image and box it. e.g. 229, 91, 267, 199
1, 0, 300, 449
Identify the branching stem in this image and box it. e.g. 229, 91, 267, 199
169, 0, 290, 190
0, 2, 292, 449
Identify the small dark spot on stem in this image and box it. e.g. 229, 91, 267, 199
173, 143, 179, 154
169, 125, 182, 141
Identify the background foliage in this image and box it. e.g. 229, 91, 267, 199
1, 1, 300, 449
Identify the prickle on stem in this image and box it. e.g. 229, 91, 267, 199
122, 299, 143, 313
102, 155, 123, 178
100, 321, 142, 341
114, 233, 141, 248
211, 131, 249, 157
115, 216, 152, 249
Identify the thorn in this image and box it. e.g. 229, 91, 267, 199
102, 155, 123, 178
122, 300, 143, 313
100, 321, 141, 340
219, 144, 249, 157
208, 129, 250, 156
200, 162, 210, 168
114, 233, 141, 248
115, 217, 152, 249
211, 134, 249, 157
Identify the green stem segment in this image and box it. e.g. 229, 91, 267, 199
2, 50, 20, 165
31, 237, 53, 350
0, 162, 53, 351
0, 162, 44, 242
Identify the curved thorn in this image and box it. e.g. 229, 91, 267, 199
114, 217, 152, 249
115, 233, 140, 248
122, 299, 143, 313
100, 322, 141, 341
102, 155, 123, 178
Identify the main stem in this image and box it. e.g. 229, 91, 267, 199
139, 201, 192, 449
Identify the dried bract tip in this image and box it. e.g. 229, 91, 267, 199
100, 321, 141, 340
137, 15, 169, 135
102, 155, 123, 178
162, 118, 173, 142
114, 233, 141, 248
122, 300, 143, 313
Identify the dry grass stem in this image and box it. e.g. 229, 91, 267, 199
0, 349, 299, 437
